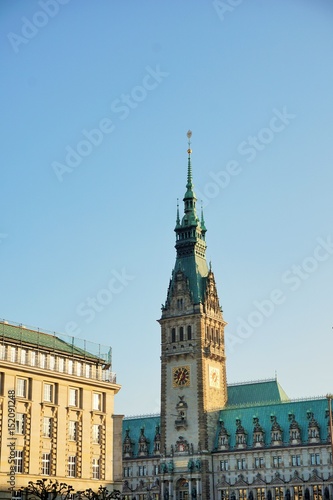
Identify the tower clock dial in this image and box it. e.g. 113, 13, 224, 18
173, 366, 190, 387
209, 366, 220, 388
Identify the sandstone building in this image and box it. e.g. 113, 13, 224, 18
0, 320, 122, 498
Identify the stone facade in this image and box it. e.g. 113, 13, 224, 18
121, 135, 333, 500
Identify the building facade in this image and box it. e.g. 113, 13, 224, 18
121, 133, 333, 500
0, 320, 122, 498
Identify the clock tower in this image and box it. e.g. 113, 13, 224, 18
159, 132, 227, 498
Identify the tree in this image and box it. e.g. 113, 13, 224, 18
76, 486, 121, 500
22, 479, 75, 500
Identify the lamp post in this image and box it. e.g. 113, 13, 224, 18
326, 394, 333, 466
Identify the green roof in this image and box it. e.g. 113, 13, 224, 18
227, 379, 289, 407
123, 415, 160, 456
215, 396, 329, 449
0, 321, 109, 362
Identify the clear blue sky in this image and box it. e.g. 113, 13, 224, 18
1, 0, 333, 416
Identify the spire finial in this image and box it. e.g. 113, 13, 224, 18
186, 130, 193, 190
176, 198, 180, 226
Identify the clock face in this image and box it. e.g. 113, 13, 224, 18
209, 366, 220, 388
173, 366, 190, 387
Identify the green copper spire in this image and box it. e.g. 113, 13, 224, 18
166, 131, 209, 306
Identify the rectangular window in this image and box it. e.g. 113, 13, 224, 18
153, 464, 160, 475
43, 383, 54, 402
92, 392, 102, 411
310, 453, 320, 465
76, 362, 82, 376
255, 457, 264, 468
237, 458, 246, 470
69, 388, 79, 407
16, 378, 27, 398
10, 347, 16, 362
15, 413, 25, 434
92, 458, 100, 479
30, 351, 36, 366
92, 424, 101, 444
39, 353, 46, 368
0, 345, 6, 360
68, 359, 73, 374
292, 455, 301, 466
220, 460, 229, 471
273, 456, 282, 467
43, 417, 52, 438
221, 490, 229, 500
138, 465, 147, 476
49, 355, 55, 370
68, 456, 76, 477
85, 364, 91, 378
69, 421, 77, 441
14, 451, 23, 473
20, 349, 26, 364
58, 357, 64, 372
123, 466, 132, 477
42, 453, 51, 475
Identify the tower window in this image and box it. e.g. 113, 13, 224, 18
179, 327, 184, 341
177, 298, 183, 309
187, 325, 192, 340
171, 328, 176, 343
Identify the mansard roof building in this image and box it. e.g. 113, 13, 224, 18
121, 133, 333, 500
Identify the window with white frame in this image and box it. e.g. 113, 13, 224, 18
255, 457, 265, 468
49, 355, 55, 370
68, 456, 76, 477
220, 460, 229, 471
92, 458, 100, 479
123, 466, 132, 477
20, 349, 26, 364
92, 392, 102, 411
43, 383, 54, 403
10, 347, 16, 362
153, 464, 160, 475
16, 378, 27, 398
69, 421, 77, 441
69, 388, 79, 407
85, 364, 91, 378
15, 413, 25, 434
0, 345, 6, 360
92, 424, 101, 444
273, 456, 282, 468
291, 455, 301, 466
58, 357, 64, 372
39, 353, 46, 368
42, 453, 51, 475
43, 417, 52, 438
237, 458, 246, 470
310, 453, 320, 465
68, 359, 73, 374
76, 362, 82, 376
30, 351, 36, 366
14, 451, 23, 473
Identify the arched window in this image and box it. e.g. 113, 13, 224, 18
187, 325, 192, 340
171, 328, 176, 343
179, 327, 184, 341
